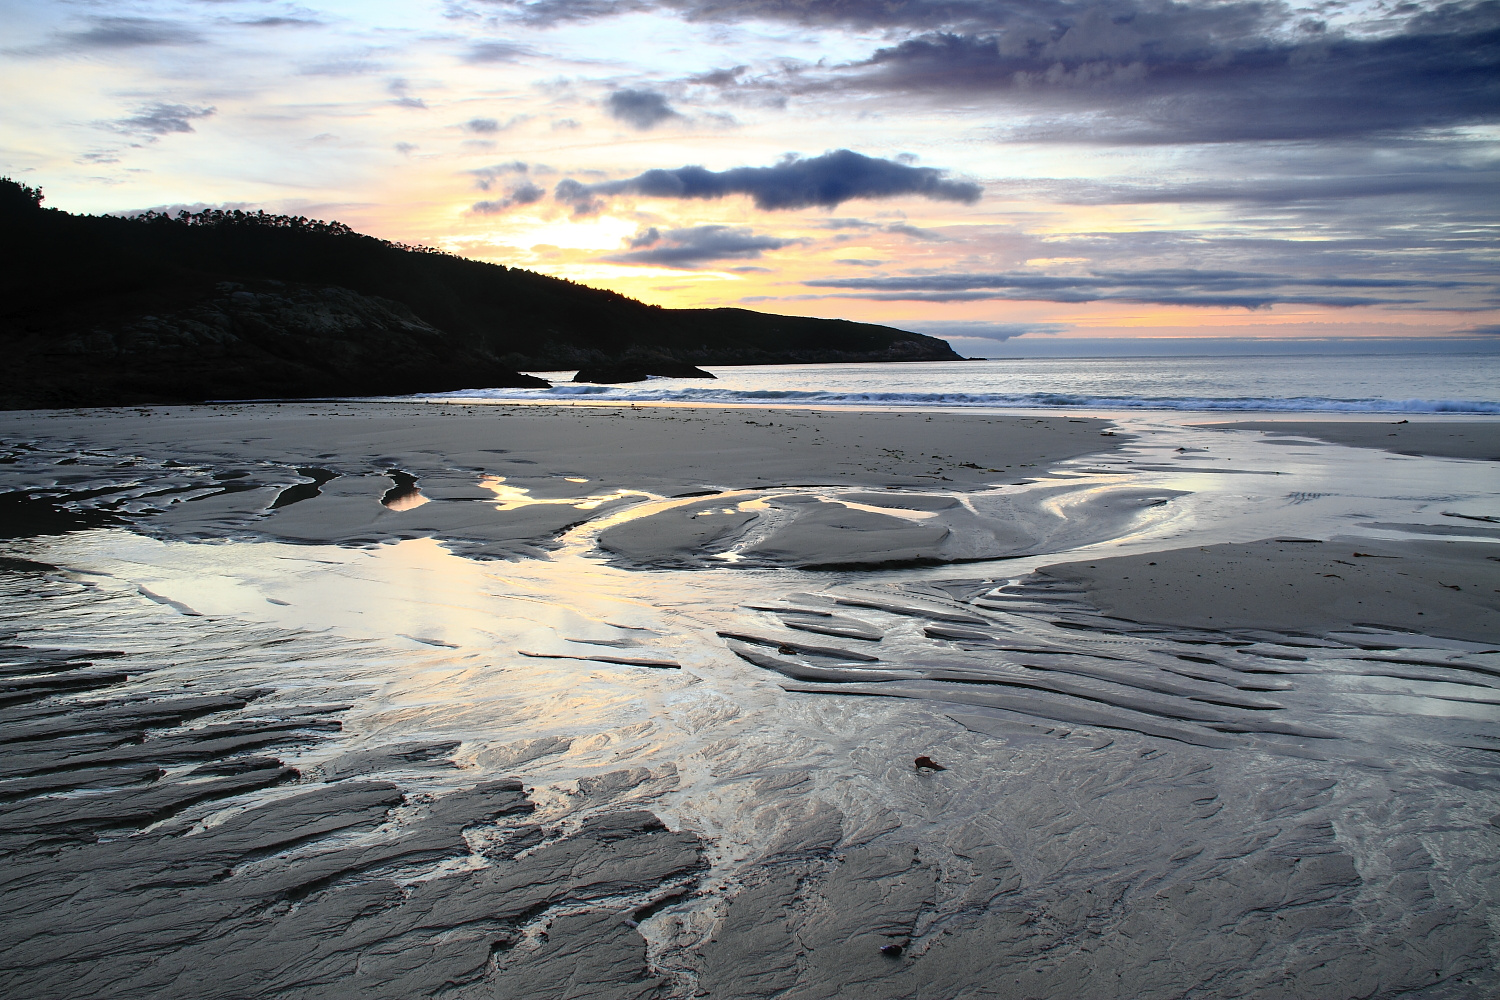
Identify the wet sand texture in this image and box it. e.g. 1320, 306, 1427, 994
0, 403, 1122, 563
598, 485, 1182, 569
1204, 419, 1500, 460
1040, 537, 1500, 643
0, 571, 704, 1000
695, 572, 1499, 997
3, 405, 1499, 998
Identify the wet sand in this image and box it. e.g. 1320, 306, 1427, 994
2, 401, 1122, 563
1204, 418, 1500, 460
1041, 537, 1500, 644
2, 404, 1498, 999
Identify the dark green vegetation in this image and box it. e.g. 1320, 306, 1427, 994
0, 179, 957, 409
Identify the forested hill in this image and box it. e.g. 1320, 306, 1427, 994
0, 179, 958, 409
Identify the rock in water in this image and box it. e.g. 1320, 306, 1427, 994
573, 362, 716, 384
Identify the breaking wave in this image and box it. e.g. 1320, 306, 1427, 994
429, 383, 1500, 414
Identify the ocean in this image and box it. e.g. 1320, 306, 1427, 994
434, 352, 1500, 413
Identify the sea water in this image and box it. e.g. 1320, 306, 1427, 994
436, 353, 1500, 413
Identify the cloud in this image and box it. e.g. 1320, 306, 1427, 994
1031, 162, 1500, 207
554, 149, 981, 214
493, 0, 1030, 31
601, 224, 804, 267
605, 89, 679, 129
111, 200, 255, 219
463, 115, 529, 133
910, 320, 1071, 341
884, 222, 948, 241
469, 161, 530, 190
833, 3, 1500, 143
103, 103, 216, 137
690, 65, 748, 87
472, 182, 547, 213
300, 58, 384, 76
57, 17, 201, 49
626, 227, 663, 248
801, 267, 1472, 309
492, 0, 651, 27
490, 1, 1498, 144
388, 79, 428, 110
553, 178, 606, 215
464, 41, 534, 63
237, 17, 323, 28
835, 258, 883, 266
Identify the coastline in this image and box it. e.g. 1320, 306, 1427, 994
2, 401, 1498, 998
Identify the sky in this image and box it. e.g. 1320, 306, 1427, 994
3, 0, 1497, 357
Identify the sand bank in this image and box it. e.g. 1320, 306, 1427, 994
1, 401, 1130, 566
3, 400, 1118, 495
1039, 537, 1500, 644
1203, 418, 1500, 460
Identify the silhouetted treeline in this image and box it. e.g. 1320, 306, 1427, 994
0, 178, 957, 407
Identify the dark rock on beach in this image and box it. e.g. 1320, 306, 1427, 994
574, 360, 717, 383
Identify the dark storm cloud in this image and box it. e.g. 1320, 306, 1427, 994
104, 103, 217, 136
602, 224, 804, 266
605, 89, 679, 129
58, 17, 203, 48
841, 2, 1500, 142
493, 0, 1499, 142
554, 149, 981, 214
802, 268, 1477, 309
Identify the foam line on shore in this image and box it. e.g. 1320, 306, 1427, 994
433, 383, 1500, 413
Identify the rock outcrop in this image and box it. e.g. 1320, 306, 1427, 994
573, 356, 717, 383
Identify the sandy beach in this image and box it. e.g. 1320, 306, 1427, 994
1204, 418, 1500, 461
2, 401, 1497, 999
